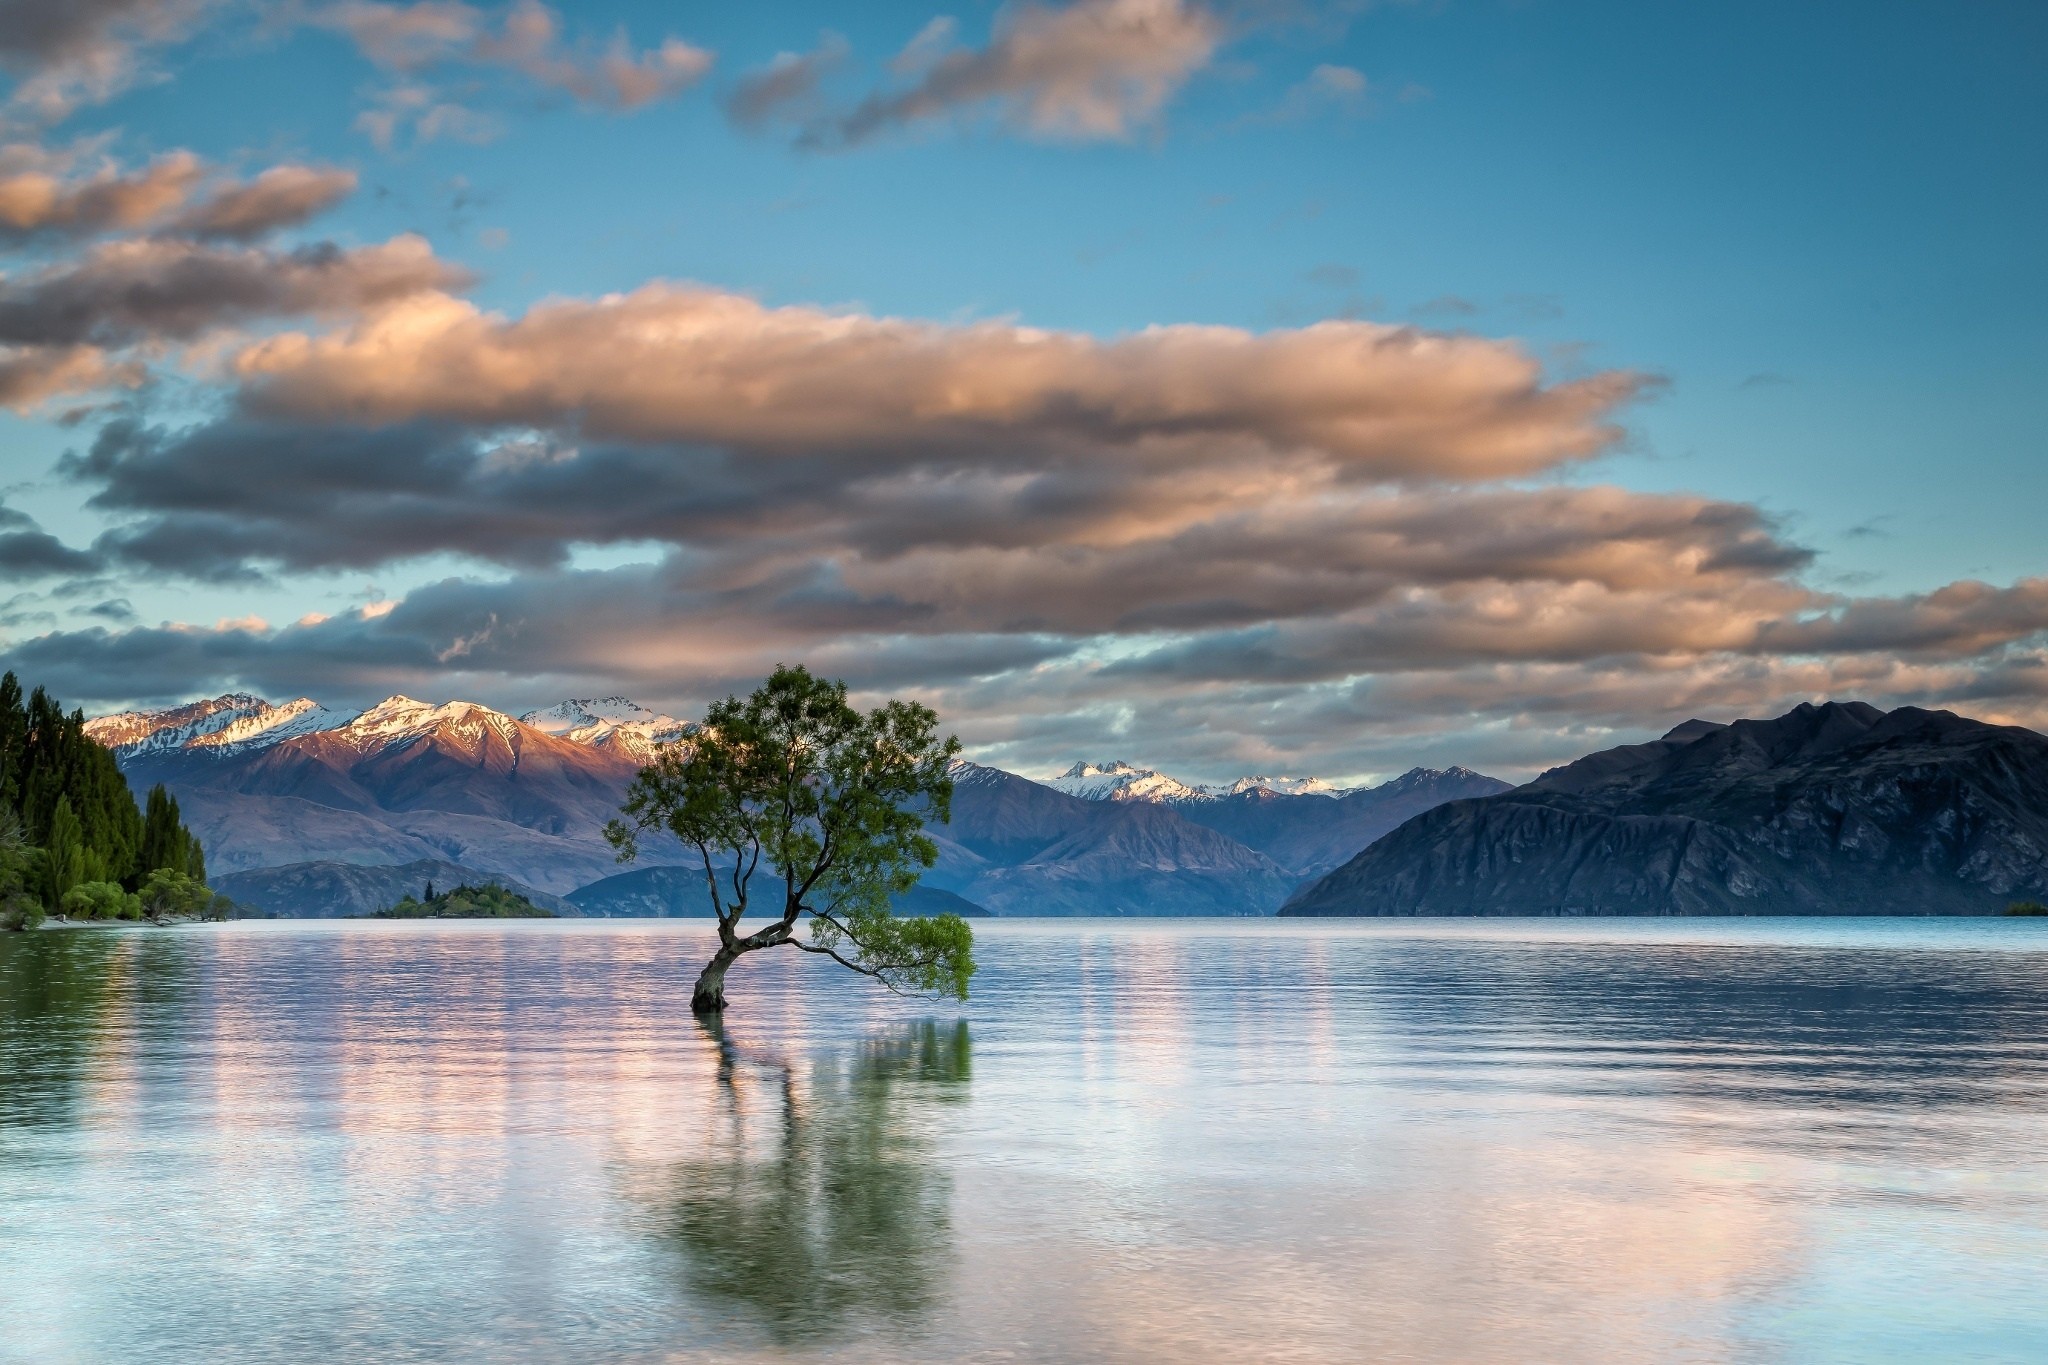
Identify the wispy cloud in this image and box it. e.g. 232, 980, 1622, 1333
818, 0, 1222, 148
0, 0, 221, 124
312, 0, 712, 145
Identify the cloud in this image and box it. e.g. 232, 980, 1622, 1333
353, 82, 501, 149
169, 164, 359, 239
316, 0, 480, 69
825, 0, 1222, 147
0, 141, 356, 241
724, 34, 849, 132
316, 0, 712, 117
228, 283, 1649, 483
473, 0, 710, 110
0, 233, 469, 347
0, 341, 138, 409
0, 142, 202, 238
0, 500, 100, 578
1255, 61, 1367, 124
0, 0, 219, 123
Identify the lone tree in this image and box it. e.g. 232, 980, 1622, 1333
606, 665, 974, 1014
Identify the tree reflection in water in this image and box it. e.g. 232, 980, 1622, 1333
0, 932, 121, 1132
654, 1018, 970, 1344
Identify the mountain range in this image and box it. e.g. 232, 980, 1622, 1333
1282, 701, 2048, 917
89, 692, 1500, 918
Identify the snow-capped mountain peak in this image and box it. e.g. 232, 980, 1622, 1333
186, 697, 345, 752
1219, 774, 1343, 798
518, 697, 688, 757
335, 696, 523, 751
85, 693, 348, 758
520, 696, 674, 732
1046, 760, 1212, 804
1043, 760, 1358, 803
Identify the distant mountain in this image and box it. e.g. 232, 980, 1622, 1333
95, 691, 1500, 916
943, 761, 1296, 915
1043, 759, 1351, 803
566, 865, 989, 918
1178, 767, 1513, 879
85, 694, 345, 757
1046, 760, 1216, 803
119, 694, 662, 893
213, 858, 576, 919
517, 696, 687, 761
1282, 702, 2048, 917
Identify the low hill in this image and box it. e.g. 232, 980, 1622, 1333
376, 881, 555, 918
213, 859, 576, 919
1283, 702, 2048, 917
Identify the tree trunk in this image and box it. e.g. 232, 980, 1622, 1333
692, 944, 740, 1013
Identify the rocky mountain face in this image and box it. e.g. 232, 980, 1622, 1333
97, 691, 1500, 915
117, 694, 661, 894
86, 694, 345, 757
1282, 702, 2048, 917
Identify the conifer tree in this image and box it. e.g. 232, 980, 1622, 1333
43, 795, 84, 909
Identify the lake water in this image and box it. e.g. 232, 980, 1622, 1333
4, 918, 2048, 1363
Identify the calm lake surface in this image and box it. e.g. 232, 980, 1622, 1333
4, 918, 2048, 1364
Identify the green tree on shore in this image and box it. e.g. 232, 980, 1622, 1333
0, 672, 215, 928
607, 666, 973, 1014
42, 797, 83, 909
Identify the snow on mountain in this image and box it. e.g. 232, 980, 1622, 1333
1219, 775, 1345, 798
519, 697, 688, 758
330, 696, 525, 753
188, 697, 346, 752
1045, 760, 1353, 803
85, 693, 348, 757
1046, 761, 1214, 803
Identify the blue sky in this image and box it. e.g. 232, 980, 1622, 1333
0, 0, 2043, 781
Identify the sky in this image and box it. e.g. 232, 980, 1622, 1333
0, 0, 2043, 784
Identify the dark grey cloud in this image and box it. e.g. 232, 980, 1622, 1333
0, 0, 217, 120
82, 596, 133, 620
0, 234, 468, 348
0, 498, 102, 579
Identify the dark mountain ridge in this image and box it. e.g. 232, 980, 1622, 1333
1283, 701, 2048, 917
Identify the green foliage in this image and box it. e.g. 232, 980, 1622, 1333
42, 796, 84, 909
140, 784, 205, 882
376, 882, 554, 918
138, 868, 230, 921
809, 905, 976, 1001
0, 808, 39, 932
60, 880, 142, 922
608, 664, 972, 1007
0, 674, 211, 911
2005, 900, 2048, 916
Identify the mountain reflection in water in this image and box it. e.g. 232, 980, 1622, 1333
1, 918, 2047, 1363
